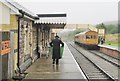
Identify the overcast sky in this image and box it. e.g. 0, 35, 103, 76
15, 0, 118, 25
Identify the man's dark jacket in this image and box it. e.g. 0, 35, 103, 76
50, 38, 64, 59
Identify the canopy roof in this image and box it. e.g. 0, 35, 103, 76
1, 0, 67, 28
35, 14, 67, 29
1, 0, 39, 20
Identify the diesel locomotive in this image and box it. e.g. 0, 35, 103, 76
74, 30, 99, 50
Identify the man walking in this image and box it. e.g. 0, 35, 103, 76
49, 35, 64, 65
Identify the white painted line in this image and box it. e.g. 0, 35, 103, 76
65, 43, 87, 80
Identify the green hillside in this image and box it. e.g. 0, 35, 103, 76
96, 22, 119, 34
105, 24, 119, 34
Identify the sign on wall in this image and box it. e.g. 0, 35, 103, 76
1, 41, 11, 55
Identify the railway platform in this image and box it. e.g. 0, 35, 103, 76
98, 44, 120, 59
23, 43, 87, 80
98, 44, 120, 52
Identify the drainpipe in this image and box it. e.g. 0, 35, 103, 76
17, 10, 24, 75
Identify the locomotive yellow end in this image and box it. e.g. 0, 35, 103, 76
74, 30, 99, 49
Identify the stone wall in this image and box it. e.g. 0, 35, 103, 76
32, 26, 37, 61
19, 18, 34, 65
19, 19, 25, 65
105, 33, 120, 43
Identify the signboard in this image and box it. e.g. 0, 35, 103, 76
1, 41, 11, 55
98, 29, 105, 34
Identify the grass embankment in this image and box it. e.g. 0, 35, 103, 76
105, 33, 120, 47
105, 42, 120, 47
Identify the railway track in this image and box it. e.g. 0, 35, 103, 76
94, 49, 119, 61
75, 43, 119, 67
74, 43, 120, 68
67, 43, 118, 81
89, 50, 120, 67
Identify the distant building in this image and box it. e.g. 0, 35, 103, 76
97, 28, 105, 39
64, 24, 97, 31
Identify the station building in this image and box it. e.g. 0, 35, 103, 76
0, 0, 66, 80
0, 0, 39, 80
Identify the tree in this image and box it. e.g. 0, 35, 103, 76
96, 23, 106, 29
96, 23, 107, 35
105, 24, 118, 34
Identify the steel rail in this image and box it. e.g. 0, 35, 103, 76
69, 43, 116, 81
96, 48, 119, 60
89, 51, 120, 67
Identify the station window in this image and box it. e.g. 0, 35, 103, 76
2, 32, 10, 41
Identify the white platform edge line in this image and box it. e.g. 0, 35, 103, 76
64, 43, 87, 79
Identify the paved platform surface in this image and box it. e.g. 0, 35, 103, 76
98, 44, 120, 52
24, 43, 86, 80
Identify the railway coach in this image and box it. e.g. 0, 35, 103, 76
74, 30, 99, 49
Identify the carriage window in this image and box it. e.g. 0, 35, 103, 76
86, 35, 97, 39
92, 36, 94, 39
94, 36, 97, 39
90, 35, 97, 39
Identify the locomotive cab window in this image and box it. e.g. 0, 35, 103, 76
86, 35, 92, 39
